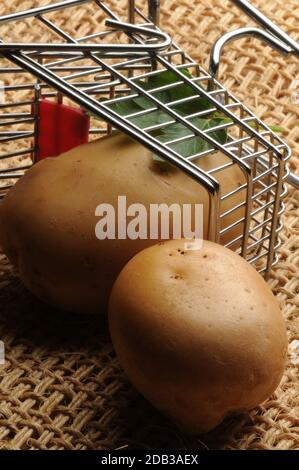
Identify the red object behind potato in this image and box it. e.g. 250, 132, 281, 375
33, 99, 90, 160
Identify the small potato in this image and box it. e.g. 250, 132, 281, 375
109, 239, 287, 434
0, 133, 245, 314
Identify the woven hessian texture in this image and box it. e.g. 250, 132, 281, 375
0, 0, 298, 450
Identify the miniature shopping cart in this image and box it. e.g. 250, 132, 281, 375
0, 0, 298, 277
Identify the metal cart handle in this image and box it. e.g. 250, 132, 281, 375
232, 0, 299, 56
209, 27, 293, 77
208, 0, 299, 189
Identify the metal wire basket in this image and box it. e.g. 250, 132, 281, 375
0, 0, 296, 277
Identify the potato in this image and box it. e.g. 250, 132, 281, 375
0, 133, 245, 314
108, 239, 287, 434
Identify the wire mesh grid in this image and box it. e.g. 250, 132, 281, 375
0, 0, 291, 277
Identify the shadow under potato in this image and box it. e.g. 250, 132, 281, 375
0, 257, 248, 450
0, 264, 108, 348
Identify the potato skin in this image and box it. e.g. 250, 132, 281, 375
108, 239, 287, 434
0, 133, 245, 314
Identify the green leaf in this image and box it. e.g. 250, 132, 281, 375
152, 117, 227, 159
172, 97, 214, 117
92, 69, 230, 163
269, 125, 284, 133
135, 69, 195, 109
128, 110, 171, 129
105, 98, 141, 116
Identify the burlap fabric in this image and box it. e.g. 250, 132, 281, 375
0, 0, 298, 450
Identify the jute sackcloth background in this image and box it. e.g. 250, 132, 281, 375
0, 0, 298, 450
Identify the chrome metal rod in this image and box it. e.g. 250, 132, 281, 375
232, 0, 299, 55
0, 20, 171, 54
148, 0, 160, 26
128, 0, 135, 23
287, 172, 299, 189
210, 28, 298, 189
209, 27, 291, 77
0, 47, 155, 56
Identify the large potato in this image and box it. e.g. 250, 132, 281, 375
0, 133, 245, 314
109, 239, 287, 434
